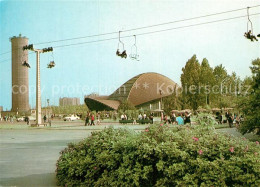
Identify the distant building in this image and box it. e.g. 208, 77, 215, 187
0, 106, 3, 112
59, 97, 80, 106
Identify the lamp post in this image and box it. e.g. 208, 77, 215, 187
23, 45, 53, 125
47, 99, 50, 118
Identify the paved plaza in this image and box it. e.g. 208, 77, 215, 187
0, 121, 258, 186
0, 121, 148, 187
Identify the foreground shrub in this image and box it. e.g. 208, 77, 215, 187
56, 125, 260, 186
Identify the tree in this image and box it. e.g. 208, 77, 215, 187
199, 58, 215, 106
212, 64, 228, 107
51, 104, 88, 115
213, 64, 228, 84
163, 86, 182, 114
239, 58, 260, 135
181, 55, 201, 110
118, 100, 135, 112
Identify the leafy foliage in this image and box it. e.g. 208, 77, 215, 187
118, 99, 136, 112
56, 123, 260, 186
181, 55, 201, 110
200, 58, 215, 105
50, 104, 88, 115
162, 86, 182, 114
239, 58, 260, 135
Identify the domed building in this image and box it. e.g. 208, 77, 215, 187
85, 72, 179, 111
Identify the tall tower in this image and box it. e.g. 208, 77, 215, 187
10, 34, 30, 112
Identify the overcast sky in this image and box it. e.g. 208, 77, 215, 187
0, 0, 260, 110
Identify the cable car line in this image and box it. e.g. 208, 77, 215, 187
51, 12, 260, 49
1, 5, 259, 57
33, 5, 260, 45
0, 11, 260, 63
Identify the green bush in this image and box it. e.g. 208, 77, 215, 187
56, 124, 260, 186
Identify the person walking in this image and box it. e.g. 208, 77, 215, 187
43, 115, 47, 123
96, 112, 101, 125
149, 113, 154, 124
85, 114, 89, 126
48, 118, 51, 127
227, 112, 233, 128
90, 114, 95, 126
26, 116, 30, 125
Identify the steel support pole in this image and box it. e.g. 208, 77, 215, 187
36, 50, 42, 125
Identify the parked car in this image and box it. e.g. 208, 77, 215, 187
17, 116, 25, 122
63, 115, 80, 121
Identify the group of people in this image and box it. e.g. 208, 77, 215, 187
138, 113, 154, 121
85, 112, 99, 126
215, 111, 243, 128
0, 115, 14, 122
163, 111, 191, 125
119, 113, 154, 124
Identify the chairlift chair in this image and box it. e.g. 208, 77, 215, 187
47, 51, 56, 68
121, 50, 127, 58
22, 61, 30, 68
116, 31, 127, 58
130, 35, 139, 61
244, 7, 258, 42
47, 61, 55, 68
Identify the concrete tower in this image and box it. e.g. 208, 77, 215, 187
10, 34, 30, 112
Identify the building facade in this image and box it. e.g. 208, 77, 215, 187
59, 97, 80, 106
10, 34, 30, 112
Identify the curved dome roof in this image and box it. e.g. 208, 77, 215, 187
109, 72, 178, 106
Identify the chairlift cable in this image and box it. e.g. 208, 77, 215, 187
1, 5, 260, 56
52, 13, 260, 49
0, 12, 260, 62
32, 5, 260, 45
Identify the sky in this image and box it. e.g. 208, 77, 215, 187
0, 0, 260, 110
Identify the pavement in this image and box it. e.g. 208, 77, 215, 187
0, 121, 148, 187
0, 120, 258, 187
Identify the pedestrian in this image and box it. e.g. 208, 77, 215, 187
96, 112, 101, 125
48, 118, 51, 126
85, 114, 89, 126
121, 114, 125, 120
184, 112, 191, 124
235, 115, 240, 129
149, 113, 154, 124
171, 112, 176, 124
26, 117, 30, 125
90, 114, 95, 126
227, 112, 233, 128
27, 118, 30, 125
176, 113, 184, 125
43, 115, 47, 123
164, 115, 168, 124
138, 113, 142, 120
